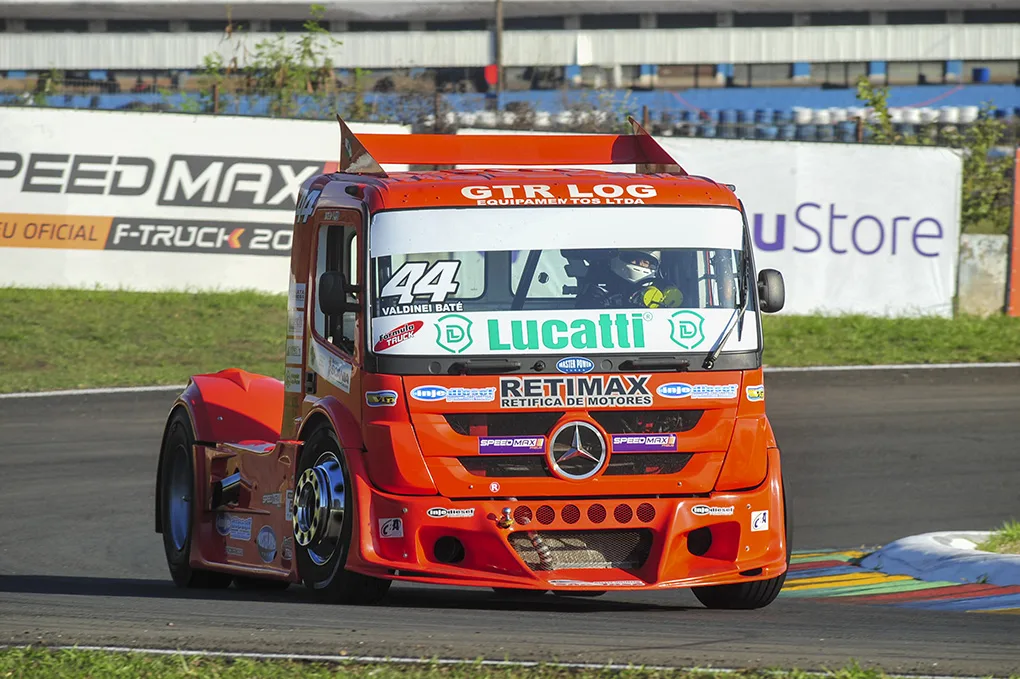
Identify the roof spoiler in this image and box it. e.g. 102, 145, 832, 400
335, 114, 685, 178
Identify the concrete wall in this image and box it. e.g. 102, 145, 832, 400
957, 234, 1009, 317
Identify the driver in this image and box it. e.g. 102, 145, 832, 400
576, 249, 684, 309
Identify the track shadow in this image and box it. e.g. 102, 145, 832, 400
0, 574, 697, 613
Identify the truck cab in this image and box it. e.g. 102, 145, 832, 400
155, 117, 790, 608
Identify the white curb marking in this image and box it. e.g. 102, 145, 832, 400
0, 385, 186, 400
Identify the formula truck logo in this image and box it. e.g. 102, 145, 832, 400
499, 375, 652, 409
105, 218, 292, 256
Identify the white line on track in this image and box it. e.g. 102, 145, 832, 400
3, 644, 989, 679
1, 361, 1018, 400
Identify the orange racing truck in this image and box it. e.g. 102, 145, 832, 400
154, 116, 789, 607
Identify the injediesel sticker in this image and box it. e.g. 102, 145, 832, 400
499, 375, 652, 409
478, 436, 545, 454
691, 505, 734, 517
215, 513, 253, 540
611, 434, 677, 452
410, 385, 496, 403
426, 507, 475, 519
656, 383, 739, 400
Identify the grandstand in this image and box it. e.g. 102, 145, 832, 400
2, 0, 1019, 134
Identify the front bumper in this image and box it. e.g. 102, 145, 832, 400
345, 448, 786, 591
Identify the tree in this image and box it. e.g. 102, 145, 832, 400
855, 75, 1013, 234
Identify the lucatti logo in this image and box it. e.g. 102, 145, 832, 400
374, 321, 423, 352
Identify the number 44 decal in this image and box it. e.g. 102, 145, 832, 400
381, 261, 461, 304
295, 188, 322, 224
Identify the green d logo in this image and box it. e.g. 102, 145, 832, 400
669, 310, 706, 349
435, 314, 474, 354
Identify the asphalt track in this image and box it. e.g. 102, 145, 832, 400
1, 367, 1019, 674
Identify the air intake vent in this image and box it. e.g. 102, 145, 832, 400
590, 410, 703, 434
508, 529, 653, 571
458, 456, 550, 478
445, 412, 564, 437
604, 453, 692, 476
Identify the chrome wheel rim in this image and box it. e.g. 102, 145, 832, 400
292, 451, 346, 566
167, 443, 191, 551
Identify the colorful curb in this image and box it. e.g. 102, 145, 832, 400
783, 550, 1020, 613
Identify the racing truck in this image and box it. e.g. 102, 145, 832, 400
155, 116, 790, 607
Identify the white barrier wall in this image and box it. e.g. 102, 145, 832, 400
1, 110, 962, 316
456, 129, 963, 317
0, 108, 408, 293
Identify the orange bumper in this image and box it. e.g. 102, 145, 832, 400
343, 448, 787, 591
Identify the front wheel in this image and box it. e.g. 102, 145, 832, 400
292, 424, 392, 605
159, 409, 233, 589
691, 486, 791, 610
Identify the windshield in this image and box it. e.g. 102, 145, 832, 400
368, 206, 758, 357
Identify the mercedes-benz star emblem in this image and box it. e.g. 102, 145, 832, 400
549, 421, 607, 480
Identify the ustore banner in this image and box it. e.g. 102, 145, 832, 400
658, 138, 962, 317
0, 108, 408, 292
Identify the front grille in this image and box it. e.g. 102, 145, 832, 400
458, 452, 692, 478
604, 453, 692, 476
590, 410, 703, 434
508, 529, 653, 571
445, 412, 563, 436
459, 455, 550, 477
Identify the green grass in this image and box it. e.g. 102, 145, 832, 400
977, 519, 1020, 555
0, 288, 286, 393
1, 287, 1019, 394
0, 648, 968, 679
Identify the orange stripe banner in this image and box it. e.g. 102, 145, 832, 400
0, 214, 113, 250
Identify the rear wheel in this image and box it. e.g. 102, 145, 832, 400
691, 486, 791, 610
293, 424, 392, 605
159, 410, 233, 589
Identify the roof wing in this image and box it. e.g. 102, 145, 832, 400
335, 115, 686, 175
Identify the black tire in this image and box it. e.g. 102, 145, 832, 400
294, 424, 392, 605
159, 410, 233, 590
691, 486, 791, 610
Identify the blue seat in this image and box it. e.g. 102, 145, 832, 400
757, 125, 779, 140
704, 109, 721, 123
779, 124, 797, 140
738, 108, 756, 124
796, 124, 817, 141
700, 123, 718, 138
837, 121, 857, 143
818, 124, 835, 142
721, 108, 738, 125
775, 109, 793, 125
756, 108, 776, 125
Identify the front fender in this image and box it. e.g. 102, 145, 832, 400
155, 368, 284, 533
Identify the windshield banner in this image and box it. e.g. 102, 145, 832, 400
371, 308, 759, 356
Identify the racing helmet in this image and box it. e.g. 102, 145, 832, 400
609, 249, 661, 284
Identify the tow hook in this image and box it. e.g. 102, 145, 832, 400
497, 507, 514, 529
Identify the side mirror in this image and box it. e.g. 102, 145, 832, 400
318, 272, 360, 315
757, 269, 785, 313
